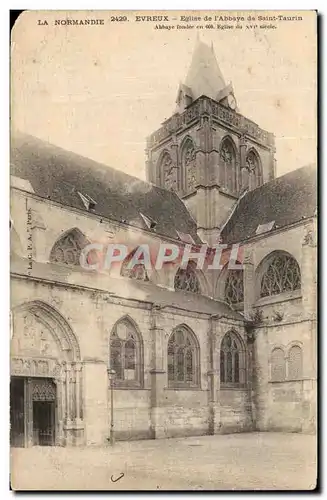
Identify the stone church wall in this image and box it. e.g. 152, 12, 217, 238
253, 317, 316, 434
152, 310, 211, 438
219, 389, 252, 433
10, 185, 316, 445
11, 276, 154, 445
11, 273, 252, 445
154, 391, 209, 438
240, 222, 317, 435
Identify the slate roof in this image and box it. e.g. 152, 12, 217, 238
122, 278, 244, 319
11, 254, 244, 320
11, 132, 201, 243
221, 165, 317, 244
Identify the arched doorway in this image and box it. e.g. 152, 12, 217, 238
10, 301, 83, 447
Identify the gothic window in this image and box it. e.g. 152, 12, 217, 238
50, 228, 89, 266
174, 262, 200, 294
246, 149, 263, 188
287, 345, 303, 380
121, 248, 149, 282
182, 139, 197, 193
160, 151, 178, 192
271, 348, 286, 382
260, 253, 301, 298
225, 269, 244, 305
109, 317, 142, 387
219, 138, 237, 193
220, 331, 244, 386
167, 326, 199, 387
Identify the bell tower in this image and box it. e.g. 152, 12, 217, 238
145, 38, 276, 245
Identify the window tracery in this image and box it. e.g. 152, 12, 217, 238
174, 263, 200, 293
110, 318, 142, 387
219, 139, 237, 193
220, 331, 244, 386
183, 140, 197, 192
260, 254, 301, 298
160, 152, 178, 192
225, 270, 244, 305
246, 150, 263, 188
167, 326, 199, 387
121, 248, 149, 282
50, 230, 88, 266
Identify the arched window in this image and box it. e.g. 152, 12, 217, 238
271, 348, 286, 382
246, 149, 263, 188
260, 253, 301, 298
50, 228, 90, 266
219, 138, 237, 193
182, 139, 197, 193
121, 248, 149, 282
167, 326, 199, 387
109, 317, 143, 387
174, 262, 200, 294
225, 269, 244, 305
220, 331, 245, 387
159, 151, 178, 192
287, 345, 303, 380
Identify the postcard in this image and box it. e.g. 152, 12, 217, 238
10, 10, 317, 491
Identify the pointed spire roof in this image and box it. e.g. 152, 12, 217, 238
184, 38, 226, 101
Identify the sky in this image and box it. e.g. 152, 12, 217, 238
11, 10, 317, 180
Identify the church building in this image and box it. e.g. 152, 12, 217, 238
10, 39, 317, 447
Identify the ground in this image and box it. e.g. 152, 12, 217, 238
11, 432, 317, 491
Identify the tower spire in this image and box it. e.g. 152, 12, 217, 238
184, 38, 226, 101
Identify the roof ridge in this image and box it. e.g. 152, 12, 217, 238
221, 164, 317, 244
243, 163, 317, 196
12, 130, 150, 186
12, 131, 191, 205
11, 130, 202, 243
